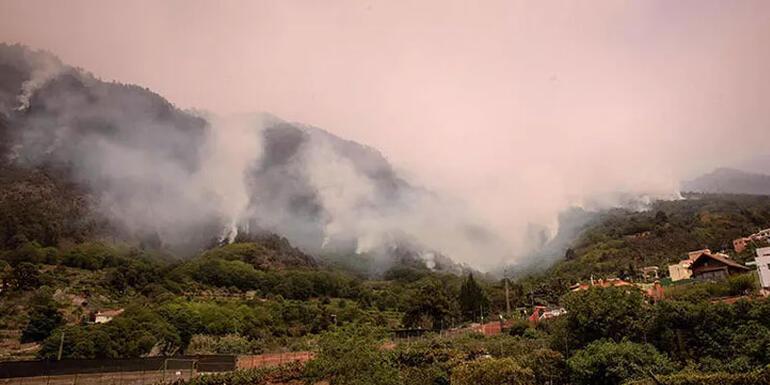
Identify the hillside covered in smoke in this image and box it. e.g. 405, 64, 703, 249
0, 44, 510, 272
682, 168, 770, 196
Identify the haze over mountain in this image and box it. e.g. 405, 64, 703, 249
682, 168, 770, 196
0, 44, 507, 272
2, 0, 770, 270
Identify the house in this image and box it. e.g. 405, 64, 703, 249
528, 305, 566, 324
688, 249, 711, 261
753, 247, 770, 289
668, 259, 693, 281
570, 277, 633, 292
689, 252, 750, 281
94, 309, 124, 324
733, 228, 770, 253
668, 249, 715, 282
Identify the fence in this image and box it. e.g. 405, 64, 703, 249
236, 352, 314, 369
0, 356, 236, 379
0, 353, 313, 385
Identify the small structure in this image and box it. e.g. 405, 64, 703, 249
668, 259, 693, 281
570, 277, 633, 292
94, 309, 124, 324
646, 281, 665, 302
527, 305, 566, 324
733, 228, 770, 253
641, 266, 659, 280
689, 252, 750, 281
734, 238, 751, 253
753, 247, 770, 289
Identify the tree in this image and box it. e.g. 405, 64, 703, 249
451, 357, 535, 385
11, 262, 40, 290
561, 287, 648, 349
565, 248, 577, 260
0, 260, 11, 292
567, 340, 673, 385
402, 278, 459, 329
458, 274, 490, 322
21, 289, 64, 342
304, 326, 400, 385
22, 305, 63, 342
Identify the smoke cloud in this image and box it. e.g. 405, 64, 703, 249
1, 1, 770, 270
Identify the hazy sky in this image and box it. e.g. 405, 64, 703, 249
2, 0, 770, 256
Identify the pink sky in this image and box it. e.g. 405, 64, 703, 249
2, 0, 769, 254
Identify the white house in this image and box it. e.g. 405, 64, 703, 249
754, 247, 770, 289
94, 309, 124, 324
668, 260, 693, 282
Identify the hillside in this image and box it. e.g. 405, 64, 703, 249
0, 43, 494, 274
514, 193, 770, 303
682, 167, 770, 196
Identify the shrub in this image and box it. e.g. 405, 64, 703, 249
451, 357, 535, 385
304, 325, 400, 385
625, 366, 770, 385
567, 340, 673, 385
561, 287, 648, 348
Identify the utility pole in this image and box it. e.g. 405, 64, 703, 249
57, 331, 65, 361
479, 304, 484, 324
504, 267, 511, 316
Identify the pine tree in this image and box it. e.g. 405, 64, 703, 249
458, 273, 490, 322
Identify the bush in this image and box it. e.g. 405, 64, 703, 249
172, 363, 305, 385
567, 340, 673, 385
304, 325, 400, 385
21, 297, 63, 342
451, 357, 535, 385
507, 319, 531, 336
625, 367, 770, 385
561, 287, 648, 348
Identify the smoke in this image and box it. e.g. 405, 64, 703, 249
1, 49, 511, 269
3, 0, 770, 276
0, 43, 753, 272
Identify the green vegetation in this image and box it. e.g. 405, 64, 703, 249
2, 193, 770, 385
510, 193, 770, 306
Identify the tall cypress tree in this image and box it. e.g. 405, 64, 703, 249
458, 273, 490, 322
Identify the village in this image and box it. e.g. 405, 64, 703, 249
494, 228, 770, 330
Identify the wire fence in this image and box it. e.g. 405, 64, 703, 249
0, 353, 313, 385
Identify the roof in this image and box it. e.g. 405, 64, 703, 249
690, 252, 750, 271
95, 309, 124, 317
570, 278, 633, 291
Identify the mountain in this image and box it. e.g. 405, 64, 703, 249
682, 168, 770, 196
0, 43, 488, 273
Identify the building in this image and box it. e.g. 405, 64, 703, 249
528, 305, 566, 324
94, 309, 124, 324
570, 277, 633, 292
734, 238, 750, 253
754, 247, 770, 289
668, 259, 693, 281
688, 249, 711, 261
641, 266, 659, 280
689, 252, 750, 281
733, 228, 770, 253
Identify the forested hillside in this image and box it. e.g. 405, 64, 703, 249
509, 194, 770, 307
